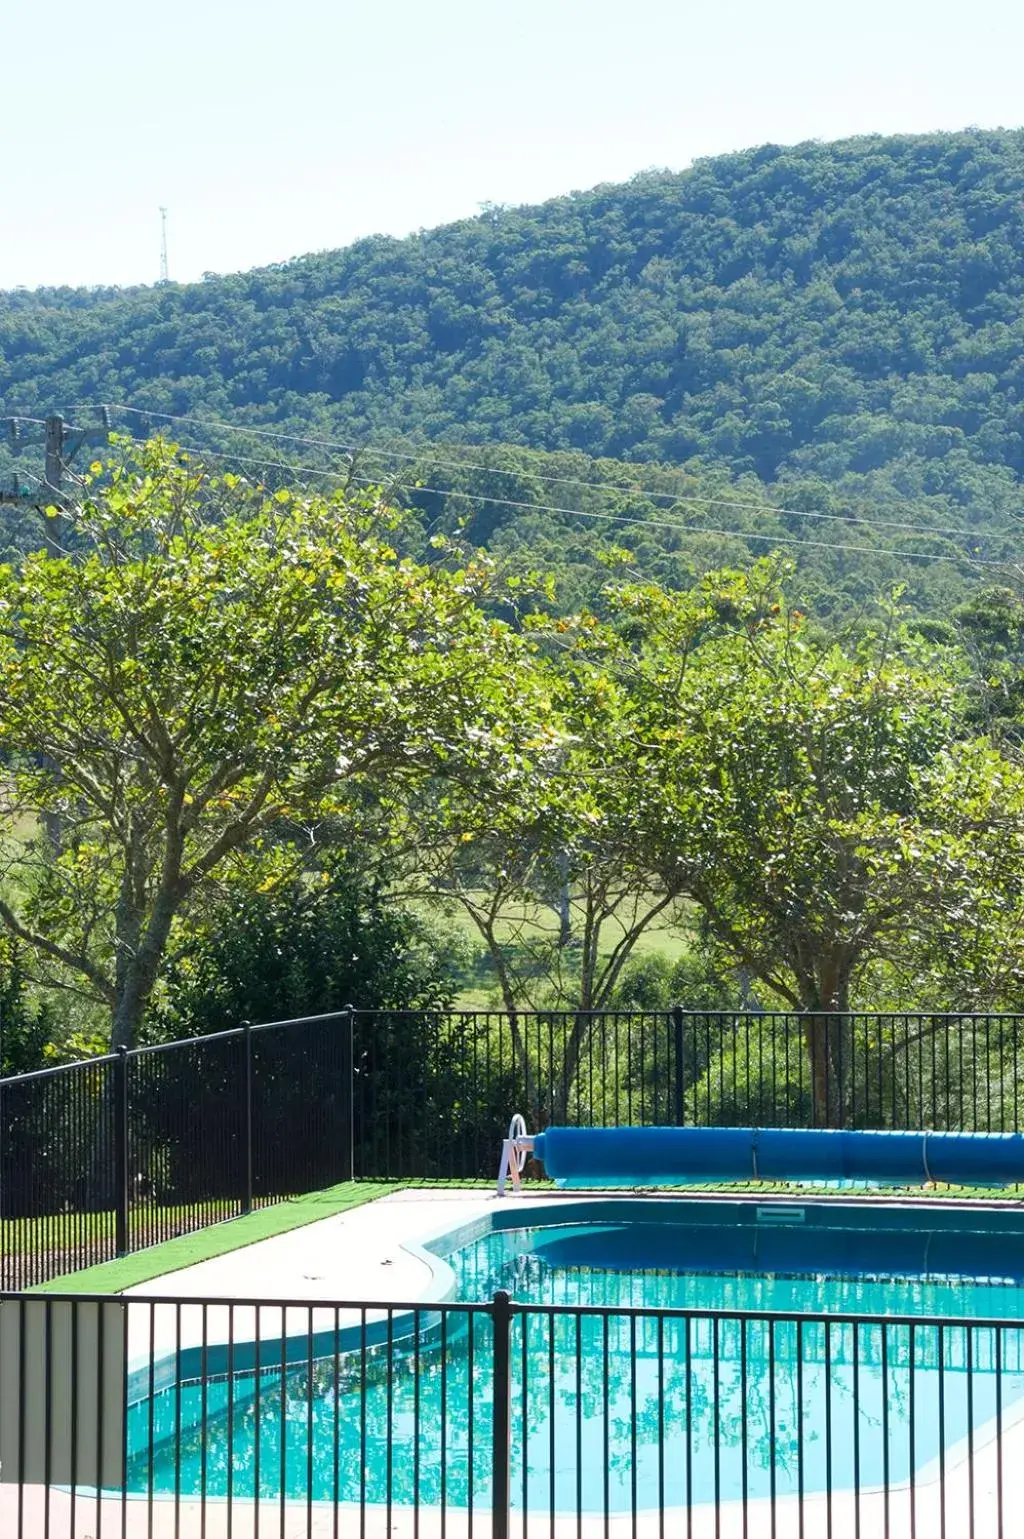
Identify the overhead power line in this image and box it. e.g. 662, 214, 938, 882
350, 480, 1016, 570
65, 400, 1017, 547
90, 427, 1021, 574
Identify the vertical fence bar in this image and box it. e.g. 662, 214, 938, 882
712, 1314, 721, 1529
69, 1297, 79, 1539
966, 1324, 974, 1539
552, 1312, 560, 1539
492, 1291, 512, 1539
96, 1297, 105, 1539
672, 1007, 685, 1126
114, 1045, 130, 1258
797, 1316, 805, 1539
881, 1324, 890, 1539
603, 1312, 610, 1539
346, 1005, 356, 1182
853, 1319, 860, 1539
521, 1308, 530, 1539
575, 1311, 583, 1539
996, 1321, 1004, 1539
938, 1325, 946, 1539
825, 1316, 833, 1539
685, 1314, 693, 1539
740, 1318, 749, 1539
909, 1322, 917, 1539
242, 1021, 254, 1215
769, 1317, 778, 1539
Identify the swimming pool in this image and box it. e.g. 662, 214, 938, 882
125, 1198, 1024, 1513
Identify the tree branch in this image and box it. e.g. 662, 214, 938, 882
0, 897, 116, 1003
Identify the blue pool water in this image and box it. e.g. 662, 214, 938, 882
126, 1201, 1024, 1512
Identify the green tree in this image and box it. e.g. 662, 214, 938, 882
8, 130, 1024, 609
403, 642, 685, 1117
951, 585, 1024, 747
608, 566, 1022, 1122
0, 937, 56, 1077
898, 737, 1024, 1011
0, 439, 540, 1048
153, 853, 468, 1037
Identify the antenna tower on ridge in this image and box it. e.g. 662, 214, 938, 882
159, 207, 169, 283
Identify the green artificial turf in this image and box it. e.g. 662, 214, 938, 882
33, 1180, 400, 1294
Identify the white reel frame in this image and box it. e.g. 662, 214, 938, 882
496, 1113, 534, 1195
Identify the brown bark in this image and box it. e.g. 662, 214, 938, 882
800, 953, 853, 1127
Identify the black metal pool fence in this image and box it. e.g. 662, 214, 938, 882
3, 1007, 1024, 1287
0, 1288, 1018, 1538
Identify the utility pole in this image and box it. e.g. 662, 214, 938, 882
1, 411, 109, 855
43, 413, 67, 557
1, 411, 111, 551
159, 207, 169, 283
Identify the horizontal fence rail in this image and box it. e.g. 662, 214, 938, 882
4, 1008, 1024, 1287
0, 1288, 1018, 1538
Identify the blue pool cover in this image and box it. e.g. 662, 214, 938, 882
531, 1125, 1024, 1185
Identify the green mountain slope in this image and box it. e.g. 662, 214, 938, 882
4, 131, 1024, 489
4, 129, 1024, 603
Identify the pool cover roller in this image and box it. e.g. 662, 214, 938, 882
529, 1125, 1024, 1186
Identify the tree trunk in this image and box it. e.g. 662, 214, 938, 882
111, 883, 180, 1050
85, 888, 180, 1210
547, 886, 602, 1124
110, 972, 149, 1052
556, 850, 572, 947
474, 917, 539, 1126
507, 1007, 540, 1129
803, 1014, 834, 1127
550, 1011, 595, 1125
801, 956, 853, 1128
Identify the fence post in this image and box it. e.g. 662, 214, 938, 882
672, 1005, 685, 1126
0, 1004, 5, 1238
242, 1021, 254, 1214
113, 1046, 129, 1257
345, 1004, 356, 1182
491, 1290, 512, 1539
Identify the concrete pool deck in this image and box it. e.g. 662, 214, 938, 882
122, 1187, 588, 1366
127, 1187, 510, 1301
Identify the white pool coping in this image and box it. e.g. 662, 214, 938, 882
123, 1188, 605, 1368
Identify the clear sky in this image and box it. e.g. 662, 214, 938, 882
3, 0, 1022, 291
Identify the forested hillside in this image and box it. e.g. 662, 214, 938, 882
5, 129, 1024, 605
5, 130, 1024, 482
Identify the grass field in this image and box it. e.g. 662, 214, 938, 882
416, 892, 693, 1009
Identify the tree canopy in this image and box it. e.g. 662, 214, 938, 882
0, 437, 1023, 1128
588, 565, 1024, 1117
0, 438, 544, 1047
